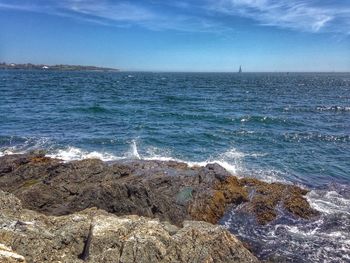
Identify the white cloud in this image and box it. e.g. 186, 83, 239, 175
207, 0, 350, 33
0, 0, 349, 34
0, 0, 226, 33
64, 1, 155, 22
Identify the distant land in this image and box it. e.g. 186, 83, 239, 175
0, 62, 119, 72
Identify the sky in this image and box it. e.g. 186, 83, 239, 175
0, 0, 349, 72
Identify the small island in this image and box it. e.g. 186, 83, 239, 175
0, 62, 119, 72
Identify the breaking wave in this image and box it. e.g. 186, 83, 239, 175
0, 138, 274, 180
1, 137, 350, 262
46, 140, 243, 175
221, 184, 350, 262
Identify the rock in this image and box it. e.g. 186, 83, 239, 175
0, 153, 319, 226
240, 178, 319, 224
0, 190, 259, 263
0, 190, 22, 211
189, 176, 249, 224
0, 244, 26, 263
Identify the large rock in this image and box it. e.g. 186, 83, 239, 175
0, 153, 319, 226
0, 190, 259, 263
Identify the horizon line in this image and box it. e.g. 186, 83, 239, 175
1, 69, 349, 74
1, 61, 349, 73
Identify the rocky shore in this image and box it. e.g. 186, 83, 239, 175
0, 152, 319, 262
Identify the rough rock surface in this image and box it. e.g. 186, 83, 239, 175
0, 243, 26, 263
0, 190, 259, 263
0, 153, 319, 226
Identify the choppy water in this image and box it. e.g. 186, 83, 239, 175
0, 70, 349, 261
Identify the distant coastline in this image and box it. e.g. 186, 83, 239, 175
0, 62, 119, 72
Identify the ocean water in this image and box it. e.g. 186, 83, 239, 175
0, 70, 349, 261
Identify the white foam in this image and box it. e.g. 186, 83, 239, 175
140, 153, 238, 174
0, 149, 23, 156
307, 190, 350, 215
0, 139, 285, 184
43, 142, 246, 176
129, 140, 141, 159
0, 140, 277, 182
47, 147, 122, 162
2, 140, 274, 181
0, 137, 52, 157
47, 140, 145, 162
126, 142, 245, 175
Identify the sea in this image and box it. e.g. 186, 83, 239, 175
0, 70, 349, 262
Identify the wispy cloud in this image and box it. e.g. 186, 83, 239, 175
0, 0, 226, 33
0, 2, 41, 12
206, 0, 350, 33
63, 1, 155, 22
0, 0, 349, 34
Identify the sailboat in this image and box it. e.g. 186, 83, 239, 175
238, 65, 242, 73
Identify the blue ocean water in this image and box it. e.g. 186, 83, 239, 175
1, 70, 350, 261
1, 71, 349, 185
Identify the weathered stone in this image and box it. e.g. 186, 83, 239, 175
239, 178, 319, 224
0, 153, 319, 227
189, 175, 249, 224
0, 244, 26, 263
0, 191, 259, 263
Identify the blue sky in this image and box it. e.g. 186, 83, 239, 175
0, 0, 349, 71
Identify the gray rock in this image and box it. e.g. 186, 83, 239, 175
0, 190, 259, 263
0, 153, 318, 226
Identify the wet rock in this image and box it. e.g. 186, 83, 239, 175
189, 176, 249, 224
0, 153, 318, 226
240, 178, 319, 224
0, 190, 259, 263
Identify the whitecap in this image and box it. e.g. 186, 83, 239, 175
316, 106, 350, 112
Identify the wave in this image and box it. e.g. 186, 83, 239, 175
283, 132, 350, 143
239, 115, 290, 125
283, 105, 350, 113
1, 138, 261, 177
2, 137, 349, 261
307, 186, 350, 215
74, 105, 110, 114
46, 141, 241, 175
0, 135, 331, 186
0, 137, 287, 184
316, 106, 350, 112
0, 136, 53, 155
222, 184, 350, 262
46, 147, 122, 162
151, 112, 296, 127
